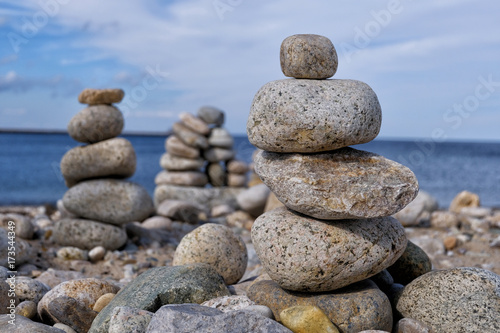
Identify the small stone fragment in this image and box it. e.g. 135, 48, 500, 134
208, 128, 234, 148
88, 246, 106, 262
78, 88, 124, 105
179, 112, 210, 135
155, 170, 208, 187
157, 199, 201, 224
172, 122, 209, 149
449, 190, 480, 213
108, 306, 153, 333
280, 305, 339, 333
160, 153, 205, 171
165, 135, 200, 159
15, 300, 38, 319
197, 106, 224, 126
93, 293, 115, 312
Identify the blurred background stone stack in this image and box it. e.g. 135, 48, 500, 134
54, 88, 154, 251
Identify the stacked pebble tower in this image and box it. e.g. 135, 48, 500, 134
155, 106, 248, 189
246, 35, 420, 331
54, 89, 154, 251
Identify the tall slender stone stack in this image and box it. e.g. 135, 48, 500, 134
246, 35, 419, 332
54, 89, 154, 250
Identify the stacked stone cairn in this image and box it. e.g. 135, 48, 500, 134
246, 34, 420, 332
154, 107, 250, 221
53, 89, 154, 251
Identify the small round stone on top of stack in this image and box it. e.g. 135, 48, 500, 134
246, 34, 419, 332
55, 88, 154, 251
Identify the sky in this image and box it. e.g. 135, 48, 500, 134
0, 0, 499, 141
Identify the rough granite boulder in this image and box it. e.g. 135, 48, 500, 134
251, 207, 407, 292
254, 148, 419, 220
247, 79, 381, 153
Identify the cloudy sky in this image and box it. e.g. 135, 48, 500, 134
1, 0, 499, 141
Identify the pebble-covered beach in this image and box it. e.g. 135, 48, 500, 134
1, 34, 500, 333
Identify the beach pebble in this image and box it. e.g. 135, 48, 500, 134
227, 160, 248, 174
154, 184, 243, 209
60, 138, 136, 187
201, 295, 255, 312
88, 263, 231, 333
211, 204, 235, 217
157, 199, 201, 224
78, 88, 124, 105
38, 278, 119, 325
36, 269, 86, 289
369, 269, 394, 292
460, 206, 492, 218
236, 183, 270, 217
208, 128, 234, 148
15, 276, 50, 303
247, 79, 381, 153
56, 247, 88, 261
88, 246, 106, 262
280, 34, 338, 79
63, 179, 154, 225
207, 162, 226, 186
197, 106, 224, 126
409, 235, 445, 260
154, 170, 208, 187
67, 105, 123, 143
165, 135, 200, 159
225, 210, 254, 229
241, 305, 274, 319
48, 296, 98, 333
264, 192, 285, 212
204, 147, 235, 162
252, 207, 407, 292
393, 190, 438, 227
255, 148, 418, 220
108, 306, 153, 333
141, 216, 172, 230
0, 213, 34, 239
396, 267, 500, 332
395, 317, 433, 333
160, 153, 205, 171
146, 304, 292, 333
93, 293, 116, 312
53, 323, 77, 333
0, 314, 65, 332
0, 228, 33, 267
173, 223, 247, 284
227, 173, 247, 187
449, 190, 480, 213
280, 305, 339, 333
248, 279, 392, 333
179, 112, 210, 135
52, 219, 127, 250
430, 211, 459, 229
386, 240, 432, 286
16, 300, 37, 319
172, 122, 209, 149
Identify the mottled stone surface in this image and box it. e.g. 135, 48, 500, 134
179, 112, 210, 135
173, 223, 248, 284
201, 295, 255, 312
48, 296, 98, 333
248, 279, 393, 333
57, 246, 88, 261
38, 278, 119, 325
172, 122, 209, 149
396, 267, 500, 332
67, 105, 123, 143
52, 219, 127, 250
108, 307, 153, 333
88, 264, 230, 333
254, 148, 418, 219
78, 88, 124, 105
0, 213, 34, 239
207, 162, 226, 186
36, 269, 86, 289
208, 128, 234, 148
145, 304, 292, 333
386, 240, 432, 286
204, 147, 235, 162
157, 199, 201, 224
15, 276, 50, 303
63, 179, 154, 225
0, 314, 65, 332
394, 318, 433, 333
280, 34, 338, 79
160, 153, 205, 171
197, 106, 224, 126
61, 138, 136, 186
15, 300, 37, 319
280, 305, 339, 333
449, 190, 480, 213
252, 207, 407, 292
154, 170, 208, 187
154, 184, 244, 209
247, 79, 381, 153
0, 228, 33, 267
165, 135, 200, 159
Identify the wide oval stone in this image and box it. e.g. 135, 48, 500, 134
154, 170, 208, 187
254, 148, 418, 219
160, 153, 205, 171
62, 179, 154, 225
251, 207, 407, 292
247, 79, 381, 152
61, 138, 136, 187
280, 34, 338, 79
78, 88, 124, 105
396, 267, 500, 332
52, 218, 127, 250
67, 105, 124, 143
248, 279, 393, 333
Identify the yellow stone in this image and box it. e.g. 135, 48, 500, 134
280, 305, 339, 333
93, 293, 116, 312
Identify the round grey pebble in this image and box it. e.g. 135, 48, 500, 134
67, 105, 124, 143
